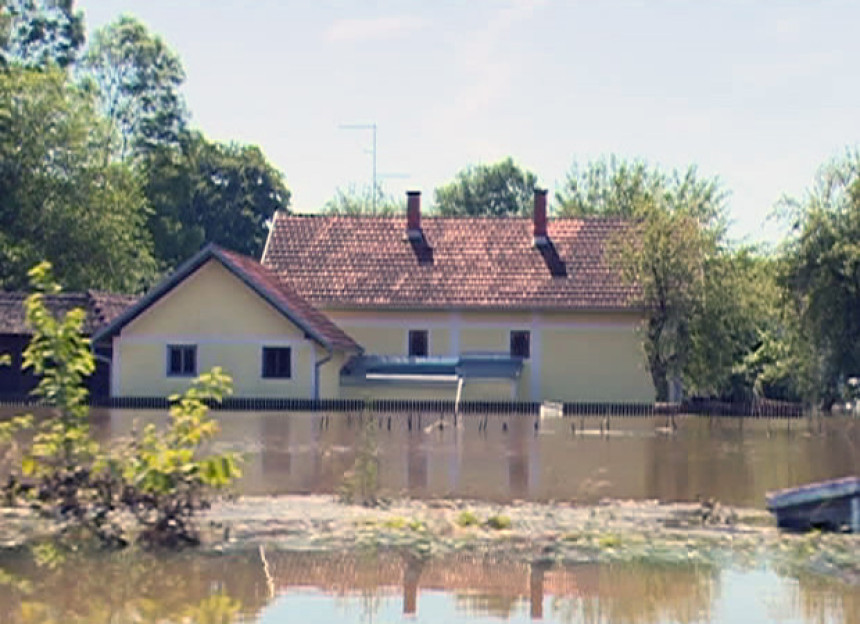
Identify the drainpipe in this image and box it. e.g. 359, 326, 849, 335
314, 345, 334, 401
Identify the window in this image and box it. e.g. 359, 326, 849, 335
510, 331, 530, 359
408, 330, 428, 357
167, 345, 196, 376
262, 346, 292, 379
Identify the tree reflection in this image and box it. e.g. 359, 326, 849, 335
794, 573, 860, 624
0, 550, 268, 624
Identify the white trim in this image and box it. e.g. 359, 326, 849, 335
366, 373, 458, 383
117, 335, 311, 346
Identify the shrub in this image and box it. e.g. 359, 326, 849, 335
0, 262, 241, 549
456, 510, 480, 527
485, 514, 512, 530
338, 415, 380, 507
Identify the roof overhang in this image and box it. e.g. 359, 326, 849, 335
91, 244, 355, 353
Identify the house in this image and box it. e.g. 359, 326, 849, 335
83, 188, 653, 404
92, 245, 361, 400
261, 189, 654, 403
0, 290, 136, 400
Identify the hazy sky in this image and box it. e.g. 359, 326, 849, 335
79, 1, 860, 243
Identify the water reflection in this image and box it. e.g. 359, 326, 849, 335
1, 550, 857, 623
2, 408, 859, 506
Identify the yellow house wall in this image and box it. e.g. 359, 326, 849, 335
114, 260, 328, 398
324, 308, 653, 403
539, 326, 653, 402
317, 350, 348, 400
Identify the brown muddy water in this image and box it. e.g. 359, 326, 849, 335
0, 549, 857, 623
1, 409, 858, 623
92, 410, 860, 508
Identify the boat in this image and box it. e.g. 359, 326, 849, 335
766, 476, 860, 532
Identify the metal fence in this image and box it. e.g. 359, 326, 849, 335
0, 394, 808, 418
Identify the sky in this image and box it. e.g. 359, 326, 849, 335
79, 1, 860, 244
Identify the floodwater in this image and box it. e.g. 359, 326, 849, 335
91, 410, 860, 508
2, 409, 859, 622
0, 549, 857, 623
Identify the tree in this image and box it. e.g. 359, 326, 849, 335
80, 15, 187, 163
0, 67, 157, 291
556, 156, 661, 217
142, 132, 290, 268
777, 150, 860, 406
0, 0, 85, 69
323, 184, 403, 216
434, 157, 538, 217
563, 158, 759, 400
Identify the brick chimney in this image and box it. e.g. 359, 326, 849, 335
406, 190, 422, 240
533, 188, 548, 246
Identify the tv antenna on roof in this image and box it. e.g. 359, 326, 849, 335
339, 123, 410, 214
339, 122, 378, 213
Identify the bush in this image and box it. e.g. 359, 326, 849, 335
0, 262, 241, 549
485, 514, 512, 530
456, 510, 480, 527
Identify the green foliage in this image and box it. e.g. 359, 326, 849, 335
455, 510, 480, 527
21, 261, 96, 471
80, 15, 187, 162
141, 131, 290, 268
777, 150, 860, 405
434, 157, 538, 217
1, 0, 85, 69
556, 156, 662, 218
583, 159, 727, 399
0, 66, 157, 292
120, 367, 241, 547
324, 184, 403, 216
484, 514, 512, 530
1, 263, 240, 548
338, 416, 380, 507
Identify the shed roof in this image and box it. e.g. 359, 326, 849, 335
0, 291, 137, 336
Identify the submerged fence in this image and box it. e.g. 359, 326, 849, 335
0, 394, 809, 418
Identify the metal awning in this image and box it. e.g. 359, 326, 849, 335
341, 353, 523, 386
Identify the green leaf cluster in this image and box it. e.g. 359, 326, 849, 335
119, 367, 242, 547
434, 157, 538, 217
1, 263, 241, 548
324, 183, 404, 216
1, 10, 290, 289
776, 150, 860, 406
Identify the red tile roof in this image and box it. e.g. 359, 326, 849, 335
0, 291, 137, 335
93, 245, 360, 353
263, 213, 639, 310
216, 247, 360, 352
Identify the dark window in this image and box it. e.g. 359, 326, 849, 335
262, 347, 292, 378
510, 331, 530, 359
408, 330, 428, 357
167, 345, 196, 376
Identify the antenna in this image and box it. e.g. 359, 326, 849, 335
339, 122, 377, 213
